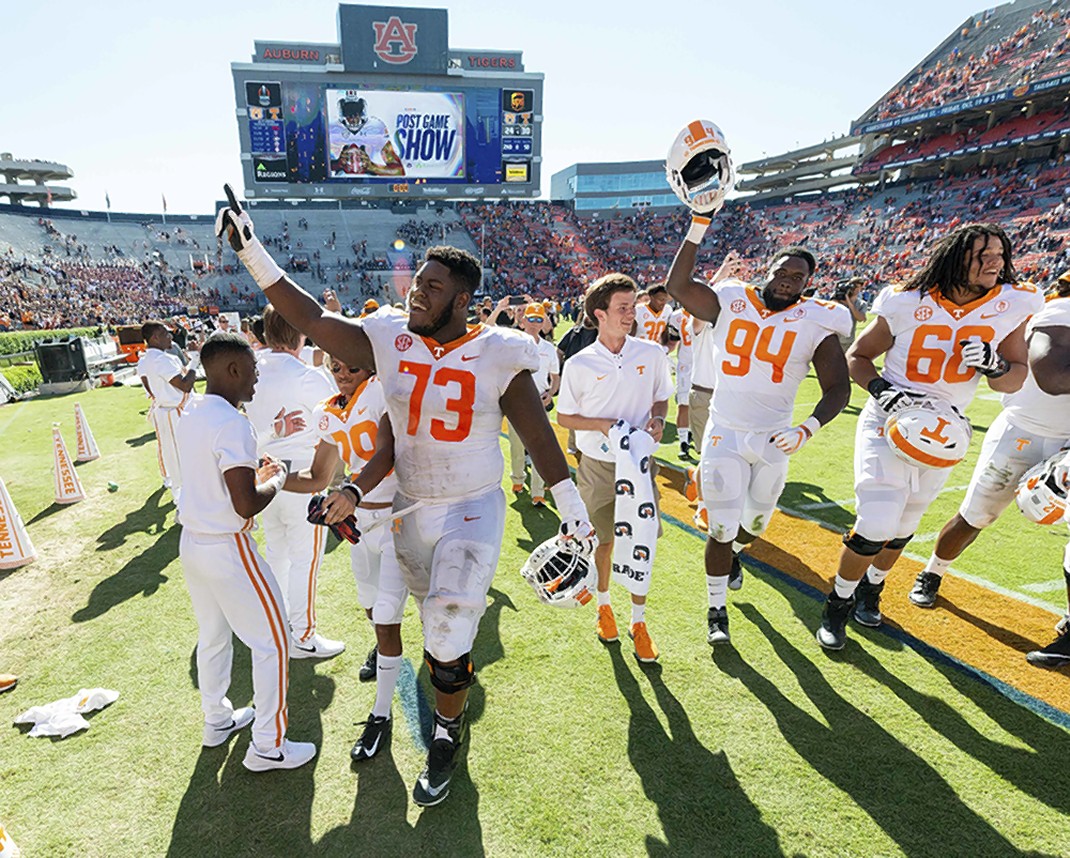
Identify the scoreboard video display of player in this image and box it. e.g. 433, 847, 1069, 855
232, 5, 542, 200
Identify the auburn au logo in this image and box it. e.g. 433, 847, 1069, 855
373, 16, 418, 64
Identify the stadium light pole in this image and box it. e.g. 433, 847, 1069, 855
480, 223, 485, 291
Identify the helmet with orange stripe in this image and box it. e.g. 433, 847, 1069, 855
884, 399, 972, 470
666, 120, 735, 215
520, 536, 597, 609
1016, 454, 1068, 525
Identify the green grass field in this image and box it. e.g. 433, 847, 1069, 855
1, 367, 1069, 856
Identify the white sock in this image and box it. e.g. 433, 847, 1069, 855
597, 590, 611, 607
707, 574, 729, 609
631, 602, 646, 625
834, 574, 860, 599
372, 654, 402, 718
731, 541, 747, 556
433, 711, 460, 742
865, 565, 889, 585
924, 555, 953, 578
679, 428, 691, 445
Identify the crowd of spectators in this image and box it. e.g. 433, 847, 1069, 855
867, 4, 1070, 122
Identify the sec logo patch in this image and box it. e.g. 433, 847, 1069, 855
319, 416, 329, 431
730, 299, 746, 313
995, 300, 1008, 313
395, 333, 413, 351
914, 306, 933, 321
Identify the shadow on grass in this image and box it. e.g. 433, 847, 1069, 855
167, 653, 333, 857
778, 481, 855, 532
95, 487, 171, 551
938, 599, 1048, 653
722, 603, 1033, 856
27, 503, 71, 526
72, 526, 178, 623
509, 494, 563, 554
609, 646, 782, 857
125, 431, 155, 448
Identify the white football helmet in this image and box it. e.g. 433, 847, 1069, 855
1015, 454, 1068, 525
520, 537, 597, 608
665, 120, 735, 214
885, 399, 972, 470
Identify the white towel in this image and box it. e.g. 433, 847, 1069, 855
14, 688, 119, 738
608, 421, 659, 597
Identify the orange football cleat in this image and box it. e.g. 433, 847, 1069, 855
0, 674, 17, 694
693, 507, 708, 533
630, 622, 659, 663
596, 604, 619, 643
511, 483, 524, 494
684, 466, 698, 504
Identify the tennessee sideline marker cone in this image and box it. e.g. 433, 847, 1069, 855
0, 819, 20, 857
0, 477, 36, 570
52, 424, 85, 505
74, 403, 100, 463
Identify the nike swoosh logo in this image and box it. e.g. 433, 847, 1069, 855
422, 778, 448, 798
460, 354, 478, 361
256, 751, 285, 762
595, 374, 607, 381
293, 643, 317, 653
364, 734, 381, 756
212, 720, 236, 732
357, 408, 367, 415
980, 312, 1000, 319
464, 515, 480, 522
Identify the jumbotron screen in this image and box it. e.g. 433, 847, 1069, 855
237, 77, 537, 199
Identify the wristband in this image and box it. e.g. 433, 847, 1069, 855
650, 415, 666, 425
340, 483, 363, 505
549, 477, 588, 522
800, 416, 821, 439
238, 239, 286, 291
686, 215, 711, 246
867, 377, 892, 398
262, 469, 286, 496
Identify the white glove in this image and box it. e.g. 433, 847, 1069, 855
257, 457, 288, 495
770, 417, 821, 455
1052, 450, 1070, 492
868, 377, 922, 415
215, 191, 285, 290
959, 337, 1009, 377
549, 478, 598, 556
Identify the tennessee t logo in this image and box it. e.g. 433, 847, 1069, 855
1015, 438, 1030, 451
373, 16, 418, 64
636, 365, 645, 375
919, 417, 952, 445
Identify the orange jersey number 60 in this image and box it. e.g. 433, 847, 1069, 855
399, 361, 476, 442
905, 324, 996, 384
721, 319, 797, 383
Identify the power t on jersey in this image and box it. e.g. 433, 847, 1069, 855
313, 376, 398, 505
707, 281, 852, 431
875, 282, 1044, 410
360, 308, 540, 501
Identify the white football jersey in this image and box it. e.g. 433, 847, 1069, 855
361, 308, 540, 501
138, 348, 188, 409
876, 281, 1044, 411
707, 281, 852, 431
1001, 295, 1070, 438
635, 303, 671, 344
329, 117, 392, 169
313, 377, 398, 505
669, 308, 694, 364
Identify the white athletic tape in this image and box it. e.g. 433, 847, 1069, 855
361, 501, 425, 531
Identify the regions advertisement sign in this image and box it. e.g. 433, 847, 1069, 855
326, 89, 465, 180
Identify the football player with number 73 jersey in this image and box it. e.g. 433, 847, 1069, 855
217, 192, 594, 808
815, 224, 1042, 651
667, 231, 852, 647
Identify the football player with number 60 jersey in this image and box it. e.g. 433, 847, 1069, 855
667, 223, 852, 649
217, 193, 593, 808
816, 224, 1040, 651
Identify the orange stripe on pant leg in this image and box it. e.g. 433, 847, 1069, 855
243, 534, 291, 733
166, 410, 181, 484
300, 525, 325, 643
153, 412, 167, 480
235, 534, 289, 747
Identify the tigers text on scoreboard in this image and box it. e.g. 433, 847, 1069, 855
232, 4, 543, 201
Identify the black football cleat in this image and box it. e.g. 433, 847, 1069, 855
359, 645, 378, 682
350, 713, 392, 762
817, 593, 855, 651
1026, 627, 1070, 669
707, 607, 730, 645
412, 710, 467, 807
853, 578, 884, 627
909, 571, 942, 608
728, 553, 744, 591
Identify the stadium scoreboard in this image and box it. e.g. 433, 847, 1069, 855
231, 4, 543, 201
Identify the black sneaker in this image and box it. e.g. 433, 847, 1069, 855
412, 711, 467, 807
680, 441, 694, 460
728, 553, 744, 591
909, 572, 942, 608
853, 578, 884, 627
358, 645, 378, 683
816, 593, 855, 651
350, 713, 392, 762
707, 607, 730, 645
1026, 629, 1070, 668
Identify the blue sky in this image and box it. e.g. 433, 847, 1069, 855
3, 0, 991, 213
